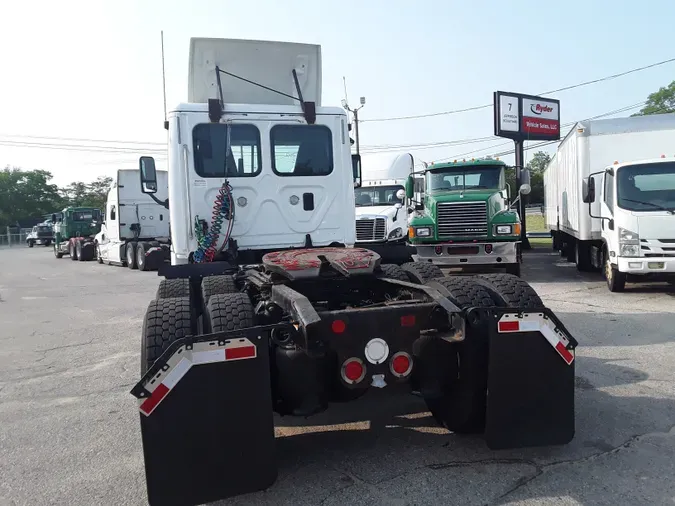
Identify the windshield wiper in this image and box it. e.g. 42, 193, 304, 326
621, 199, 675, 215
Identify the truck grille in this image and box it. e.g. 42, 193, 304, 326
437, 202, 488, 237
356, 218, 386, 241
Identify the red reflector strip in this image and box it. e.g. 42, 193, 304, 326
400, 315, 416, 327
139, 383, 169, 415
225, 345, 256, 361
498, 320, 520, 332
555, 341, 574, 365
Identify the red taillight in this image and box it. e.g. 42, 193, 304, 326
332, 319, 346, 333
498, 320, 520, 332
390, 352, 413, 378
341, 358, 365, 384
400, 315, 416, 327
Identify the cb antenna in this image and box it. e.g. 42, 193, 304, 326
161, 30, 168, 130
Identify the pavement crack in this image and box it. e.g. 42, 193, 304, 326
38, 337, 95, 353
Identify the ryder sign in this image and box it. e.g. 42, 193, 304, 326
493, 91, 560, 142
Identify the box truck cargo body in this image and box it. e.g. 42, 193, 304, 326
544, 113, 675, 291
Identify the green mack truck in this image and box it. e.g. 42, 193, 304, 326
405, 158, 530, 276
52, 207, 102, 261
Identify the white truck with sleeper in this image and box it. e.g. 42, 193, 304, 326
354, 152, 421, 263
129, 36, 578, 506
544, 113, 675, 291
94, 168, 171, 271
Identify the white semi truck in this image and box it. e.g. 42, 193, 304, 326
94, 168, 171, 271
544, 113, 675, 291
129, 36, 577, 506
354, 152, 421, 262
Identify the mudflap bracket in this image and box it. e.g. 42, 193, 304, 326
130, 323, 295, 506
479, 307, 578, 450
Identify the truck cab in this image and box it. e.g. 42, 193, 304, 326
26, 222, 53, 247
583, 156, 675, 291
406, 158, 528, 276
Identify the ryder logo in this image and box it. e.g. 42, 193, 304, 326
530, 103, 554, 115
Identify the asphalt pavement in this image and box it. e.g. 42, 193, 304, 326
0, 246, 674, 506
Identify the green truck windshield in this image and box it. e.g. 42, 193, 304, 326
427, 166, 501, 191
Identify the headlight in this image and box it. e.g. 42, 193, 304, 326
496, 225, 512, 235
415, 227, 431, 237
619, 227, 639, 243
388, 227, 403, 239
620, 244, 640, 257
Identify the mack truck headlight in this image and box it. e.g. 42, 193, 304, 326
414, 227, 431, 237
496, 225, 512, 235
388, 227, 403, 240
619, 227, 640, 257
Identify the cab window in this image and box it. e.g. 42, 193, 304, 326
270, 125, 333, 176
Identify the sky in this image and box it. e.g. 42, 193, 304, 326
1, 0, 674, 187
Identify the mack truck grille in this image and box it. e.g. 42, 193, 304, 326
437, 202, 488, 237
356, 218, 386, 241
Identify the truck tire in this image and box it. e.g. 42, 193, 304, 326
156, 278, 191, 300
377, 264, 409, 282
136, 241, 151, 271
54, 244, 63, 259
204, 293, 254, 334
76, 240, 85, 261
401, 262, 444, 284
44, 240, 51, 247
70, 240, 78, 261
126, 242, 137, 270
413, 276, 494, 434
472, 273, 544, 308
81, 242, 95, 261
28, 240, 34, 248
201, 275, 238, 307
141, 296, 195, 375
604, 248, 626, 292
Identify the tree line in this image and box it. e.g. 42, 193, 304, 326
0, 166, 112, 229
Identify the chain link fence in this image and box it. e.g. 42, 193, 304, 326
0, 228, 33, 248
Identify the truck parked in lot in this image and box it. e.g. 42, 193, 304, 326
52, 207, 102, 260
95, 168, 171, 271
129, 36, 577, 506
354, 152, 421, 262
26, 222, 53, 247
406, 158, 530, 276
544, 113, 675, 291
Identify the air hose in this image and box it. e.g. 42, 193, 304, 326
193, 181, 235, 263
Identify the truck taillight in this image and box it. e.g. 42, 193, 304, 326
390, 352, 413, 378
341, 357, 366, 384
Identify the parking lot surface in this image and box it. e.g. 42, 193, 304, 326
1, 246, 674, 506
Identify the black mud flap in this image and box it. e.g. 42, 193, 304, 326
483, 308, 578, 450
130, 325, 284, 506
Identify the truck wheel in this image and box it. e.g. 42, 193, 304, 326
28, 240, 34, 248
201, 275, 238, 307
413, 276, 494, 433
54, 244, 63, 259
70, 240, 78, 261
575, 241, 593, 272
126, 242, 138, 270
472, 273, 544, 308
44, 240, 51, 247
136, 242, 151, 271
156, 278, 191, 300
377, 264, 409, 282
204, 293, 254, 334
141, 297, 195, 375
604, 248, 626, 292
504, 263, 521, 277
81, 242, 95, 261
401, 262, 444, 284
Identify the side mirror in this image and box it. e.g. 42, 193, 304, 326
405, 175, 414, 199
519, 169, 532, 195
139, 156, 158, 194
396, 188, 406, 202
351, 154, 362, 188
582, 176, 596, 203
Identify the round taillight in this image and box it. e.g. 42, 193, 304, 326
390, 352, 413, 378
332, 319, 346, 333
342, 358, 366, 384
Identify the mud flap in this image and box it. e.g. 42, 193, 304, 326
130, 326, 283, 506
484, 308, 578, 450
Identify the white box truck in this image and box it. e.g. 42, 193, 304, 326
544, 113, 675, 291
95, 168, 171, 271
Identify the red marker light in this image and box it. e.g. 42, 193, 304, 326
390, 352, 413, 377
332, 319, 346, 334
341, 358, 365, 384
400, 315, 416, 327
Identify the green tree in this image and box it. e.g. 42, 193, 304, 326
60, 176, 113, 210
504, 150, 550, 205
631, 80, 675, 116
0, 166, 65, 228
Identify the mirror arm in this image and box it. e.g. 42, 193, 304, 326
147, 194, 169, 210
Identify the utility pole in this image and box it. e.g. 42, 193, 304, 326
514, 140, 531, 250
342, 96, 366, 155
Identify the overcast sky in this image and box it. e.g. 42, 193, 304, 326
1, 0, 674, 186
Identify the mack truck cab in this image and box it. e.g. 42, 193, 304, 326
52, 207, 102, 260
406, 158, 531, 276
582, 156, 675, 291
129, 37, 577, 506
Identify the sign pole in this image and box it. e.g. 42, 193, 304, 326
514, 139, 530, 250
